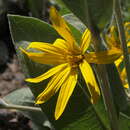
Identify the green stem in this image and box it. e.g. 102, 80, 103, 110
4, 104, 41, 112
0, 99, 41, 112
96, 65, 119, 130
114, 0, 130, 87
84, 1, 119, 130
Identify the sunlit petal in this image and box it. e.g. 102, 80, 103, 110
53, 38, 70, 52
79, 59, 100, 104
125, 22, 130, 42
36, 66, 71, 104
80, 29, 91, 54
106, 26, 120, 49
85, 48, 122, 64
50, 7, 76, 50
124, 84, 129, 89
26, 63, 68, 83
121, 68, 126, 79
120, 68, 129, 88
106, 35, 116, 49
127, 41, 130, 47
55, 70, 77, 120
114, 55, 124, 69
27, 42, 66, 55
124, 22, 130, 27
20, 48, 65, 65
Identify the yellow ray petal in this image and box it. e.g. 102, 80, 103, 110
120, 68, 129, 88
55, 70, 78, 120
53, 38, 69, 52
125, 22, 130, 34
50, 7, 76, 50
124, 84, 129, 89
106, 35, 117, 49
27, 42, 66, 55
124, 22, 130, 42
121, 68, 126, 78
20, 48, 65, 65
114, 55, 124, 69
26, 63, 68, 83
127, 41, 130, 47
53, 38, 80, 55
124, 22, 130, 27
80, 29, 91, 54
85, 48, 122, 64
36, 66, 71, 104
79, 59, 100, 104
106, 26, 120, 49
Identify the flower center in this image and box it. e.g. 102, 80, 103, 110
66, 54, 84, 67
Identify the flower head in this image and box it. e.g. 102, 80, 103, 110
21, 7, 121, 119
106, 23, 130, 88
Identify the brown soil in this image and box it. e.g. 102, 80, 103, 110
0, 55, 32, 130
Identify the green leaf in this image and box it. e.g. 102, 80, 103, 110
61, 0, 113, 30
122, 0, 130, 21
8, 14, 59, 43
52, 0, 71, 15
63, 13, 86, 33
67, 23, 82, 44
3, 87, 34, 106
3, 87, 51, 130
119, 114, 130, 130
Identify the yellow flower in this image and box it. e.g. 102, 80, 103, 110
120, 68, 129, 88
106, 23, 130, 88
106, 26, 121, 49
21, 7, 121, 120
